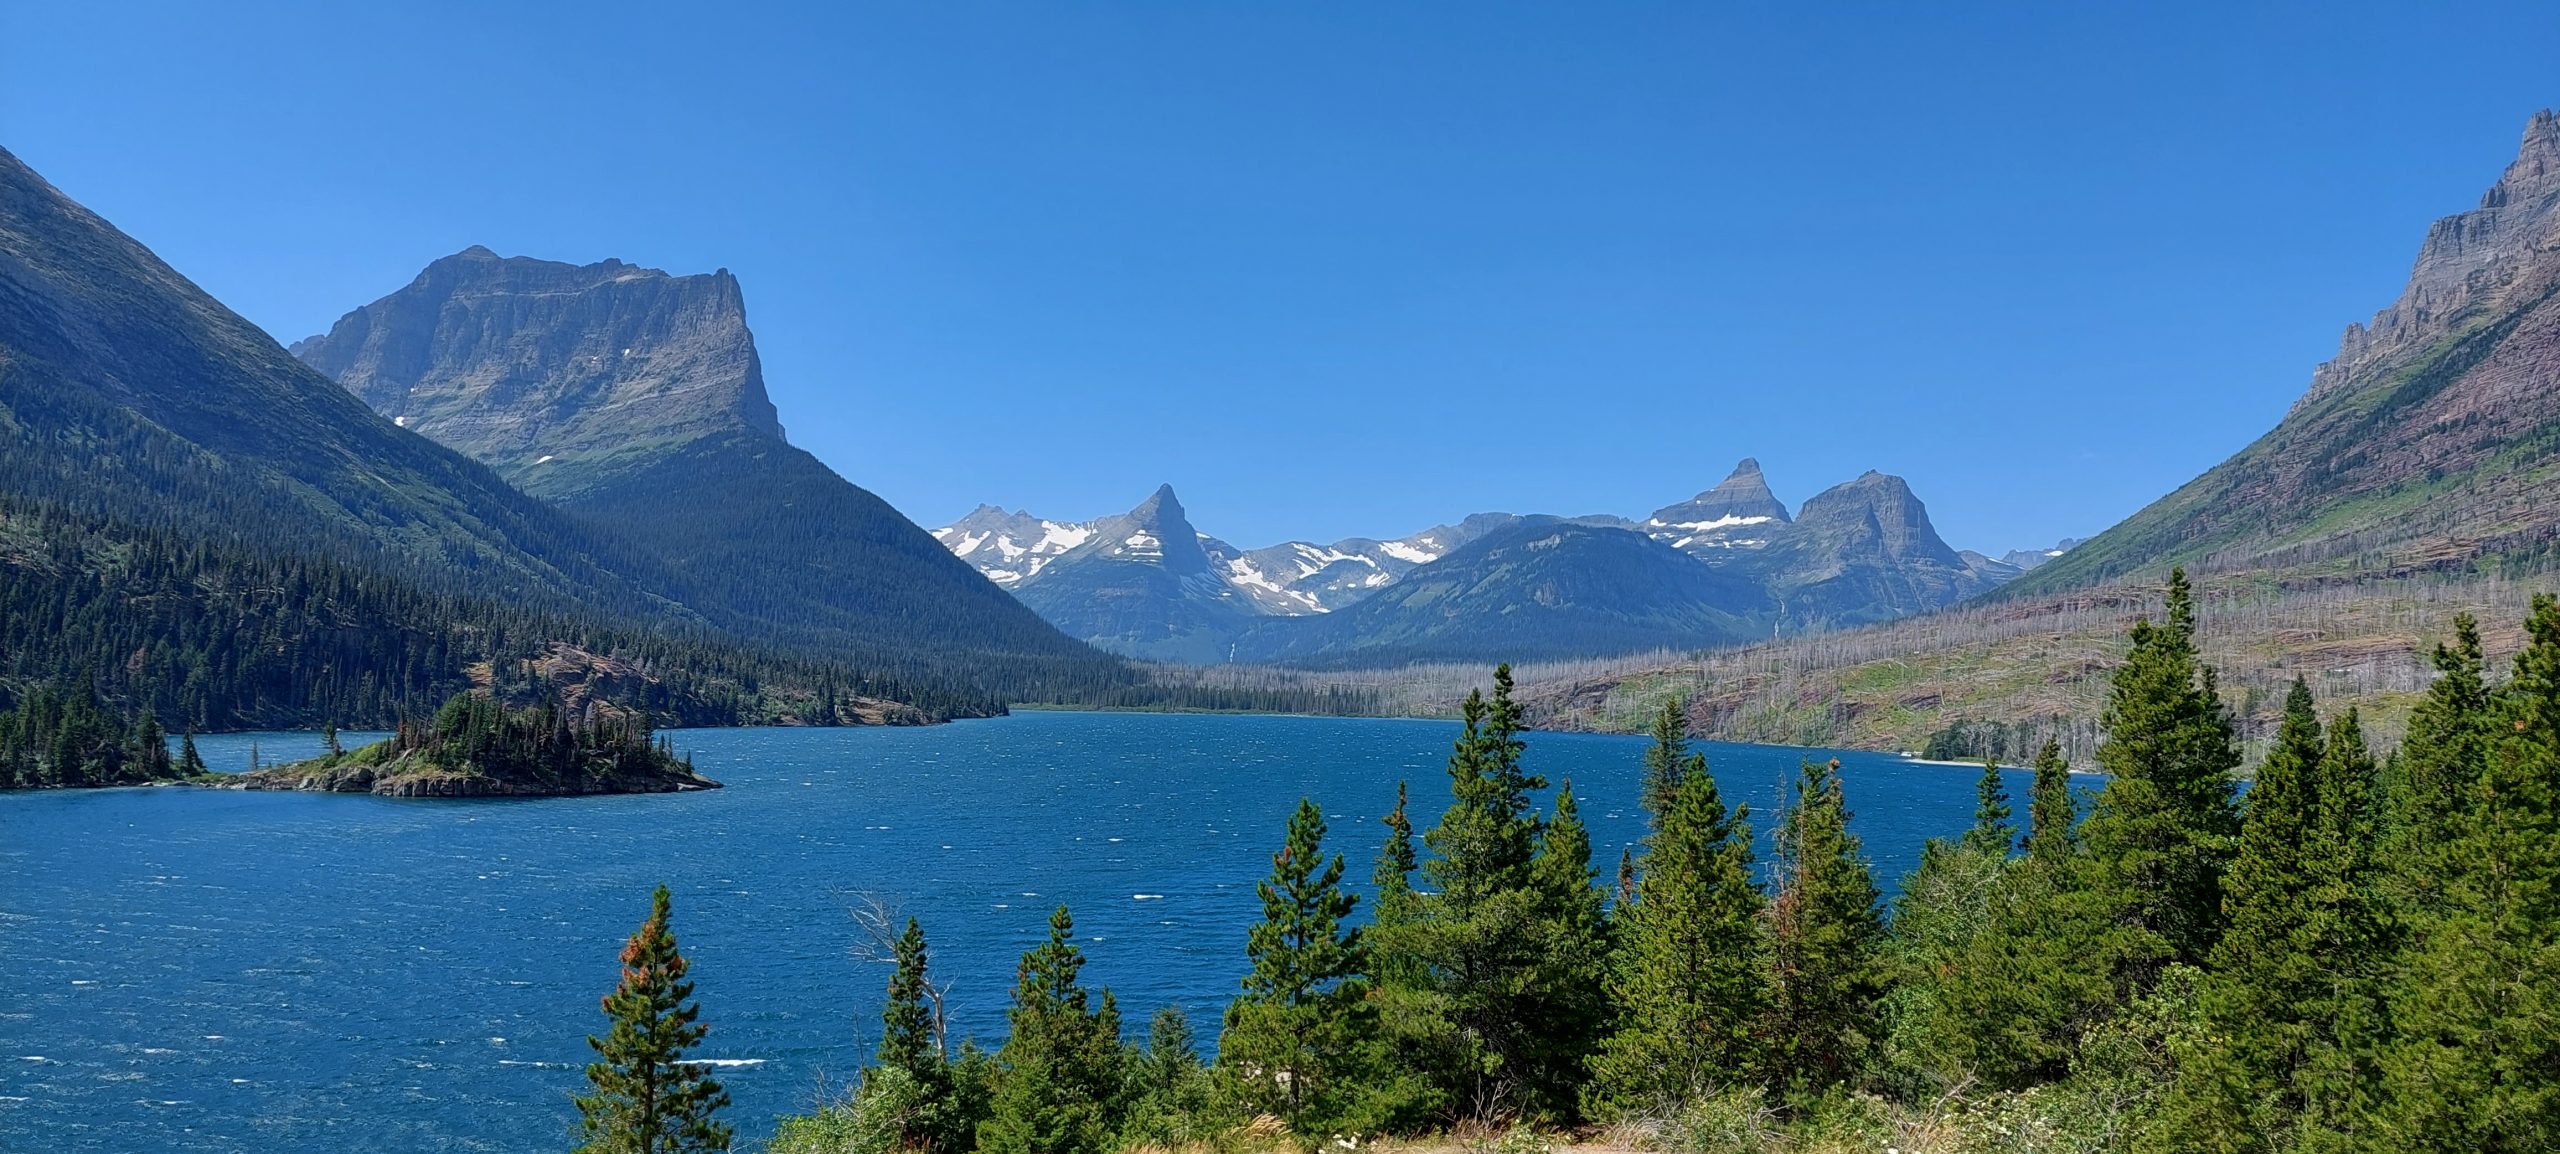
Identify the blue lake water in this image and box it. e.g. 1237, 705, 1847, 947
0, 711, 2039, 1152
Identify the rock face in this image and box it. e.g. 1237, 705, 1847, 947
299, 251, 1104, 678
1750, 471, 1998, 627
293, 248, 783, 497
2011, 109, 2560, 595
0, 146, 684, 612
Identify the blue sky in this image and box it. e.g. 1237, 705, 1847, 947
5, 3, 2555, 552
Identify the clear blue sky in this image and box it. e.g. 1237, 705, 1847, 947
6, 3, 2555, 552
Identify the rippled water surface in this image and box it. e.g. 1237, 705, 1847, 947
0, 711, 2023, 1151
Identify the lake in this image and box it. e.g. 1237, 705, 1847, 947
0, 711, 2041, 1152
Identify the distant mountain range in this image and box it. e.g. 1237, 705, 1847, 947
939, 459, 2068, 663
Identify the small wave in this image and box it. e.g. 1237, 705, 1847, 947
141, 1048, 178, 1055
678, 1058, 765, 1067
497, 1059, 572, 1069
69, 980, 95, 986
1132, 894, 1164, 901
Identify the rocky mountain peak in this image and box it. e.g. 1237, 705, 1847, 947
2301, 109, 2560, 412
292, 249, 785, 496
1648, 457, 1794, 534
1071, 484, 1212, 574
1793, 471, 1964, 567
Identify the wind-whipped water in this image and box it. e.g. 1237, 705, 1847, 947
0, 711, 2036, 1151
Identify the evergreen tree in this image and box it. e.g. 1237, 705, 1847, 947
1761, 758, 1884, 1098
980, 906, 1122, 1154
1370, 781, 1424, 988
1965, 758, 2015, 857
1639, 697, 1703, 824
1123, 1006, 1217, 1147
576, 885, 733, 1154
1220, 798, 1380, 1141
880, 917, 941, 1071
2023, 737, 2076, 864
2078, 568, 2242, 999
1362, 780, 1456, 1129
1411, 665, 1550, 1117
1590, 743, 1762, 1113
179, 727, 205, 776
2147, 679, 2346, 1151
2376, 597, 2560, 1151
2381, 612, 2496, 923
874, 916, 971, 1153
1518, 782, 1612, 1120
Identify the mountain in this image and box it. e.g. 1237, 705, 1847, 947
295, 250, 1108, 683
1231, 518, 1767, 666
1638, 460, 2004, 628
935, 505, 1529, 618
0, 148, 669, 611
1749, 470, 2003, 627
1005, 485, 1263, 663
0, 144, 985, 726
1998, 539, 2082, 570
2009, 109, 2560, 596
931, 505, 1098, 587
941, 465, 1999, 662
291, 247, 785, 497
1641, 457, 1792, 550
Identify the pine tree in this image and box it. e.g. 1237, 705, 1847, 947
2381, 612, 2495, 923
576, 885, 733, 1154
2078, 567, 2242, 999
1362, 780, 1456, 1130
2147, 679, 2337, 1152
178, 727, 205, 776
2375, 597, 2560, 1151
1761, 758, 1884, 1098
1964, 758, 2014, 857
1411, 665, 1550, 1117
1591, 741, 1762, 1113
1370, 781, 1425, 989
1220, 798, 1379, 1141
1124, 1006, 1215, 1147
980, 906, 1122, 1154
1518, 782, 1613, 1120
2023, 737, 2076, 864
1640, 698, 1702, 824
881, 917, 941, 1070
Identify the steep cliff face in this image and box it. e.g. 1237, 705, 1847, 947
0, 147, 682, 613
293, 248, 784, 497
1746, 471, 1996, 627
298, 251, 1108, 677
2012, 110, 2560, 595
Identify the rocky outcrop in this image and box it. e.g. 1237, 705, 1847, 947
2011, 109, 2560, 595
293, 248, 784, 497
2301, 110, 2560, 413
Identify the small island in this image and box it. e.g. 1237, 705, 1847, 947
220, 694, 720, 797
